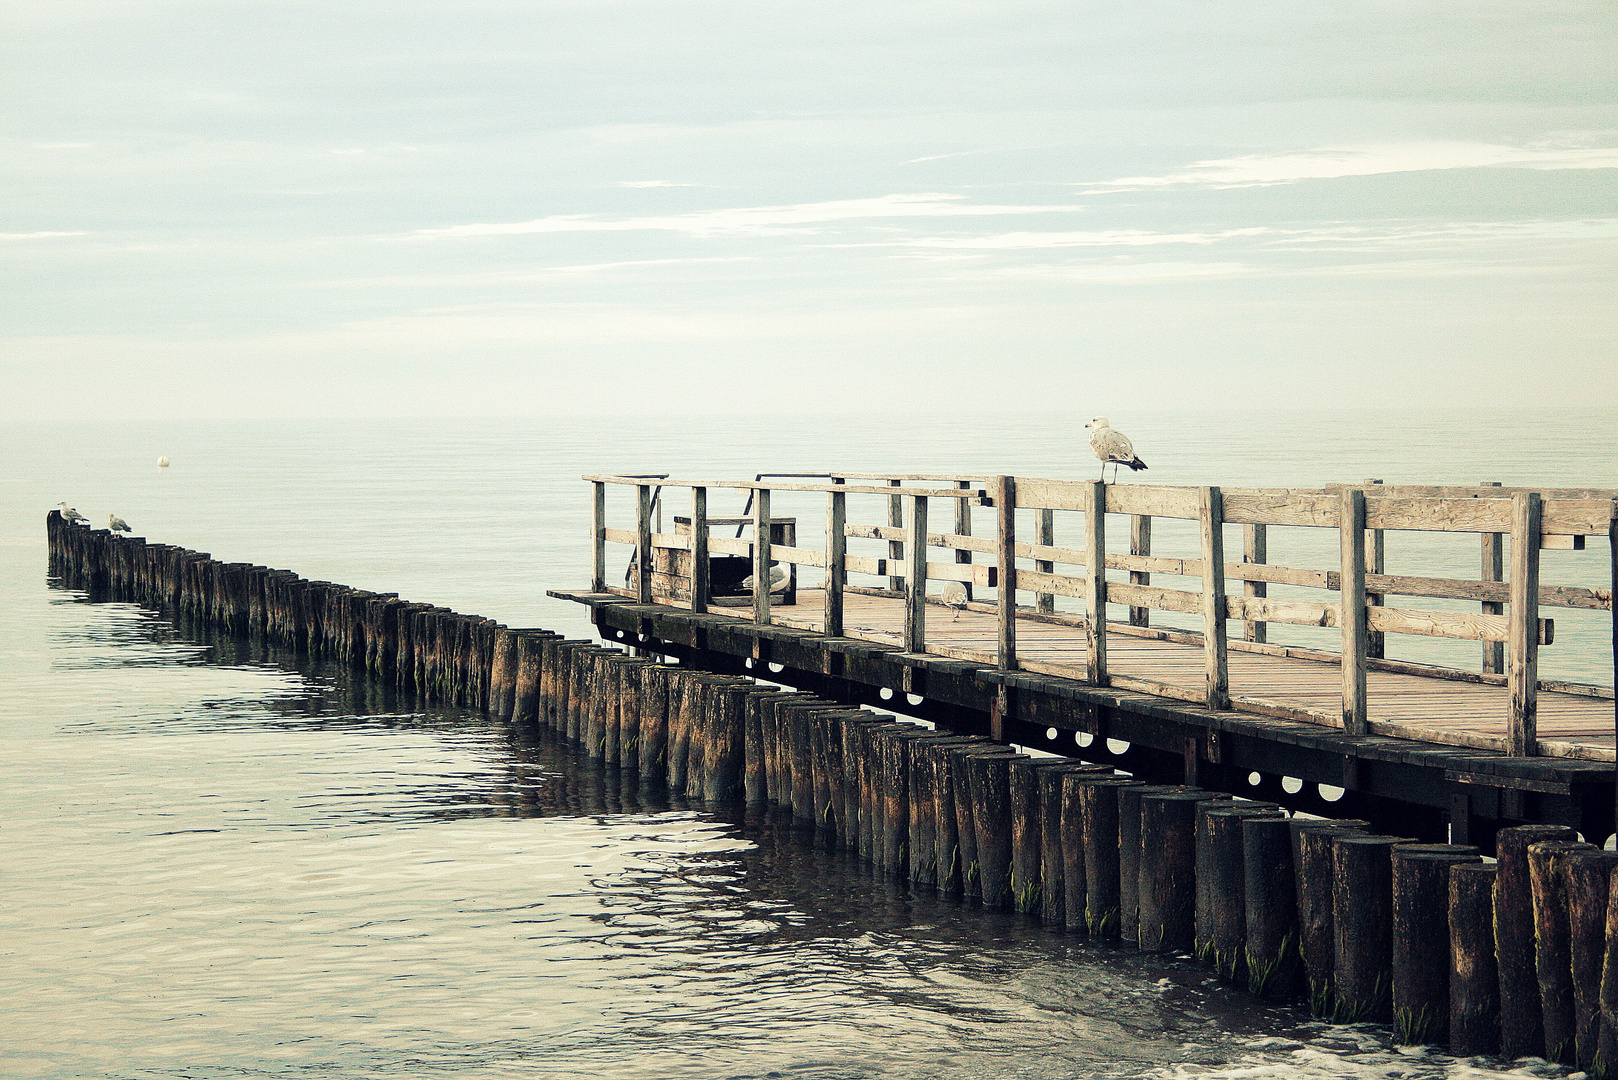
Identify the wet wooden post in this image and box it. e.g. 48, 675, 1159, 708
1008, 757, 1055, 915
1509, 491, 1542, 756
1599, 868, 1618, 1073
635, 484, 654, 603
592, 481, 607, 593
1196, 802, 1282, 982
1495, 823, 1575, 1058
1449, 862, 1500, 1057
637, 664, 669, 778
1564, 849, 1618, 1071
1084, 481, 1108, 686
1243, 523, 1267, 643
1139, 789, 1229, 953
1035, 507, 1056, 615
968, 751, 1019, 908
825, 486, 845, 638
1129, 514, 1151, 627
753, 485, 772, 627
664, 670, 692, 791
905, 495, 928, 653
1294, 819, 1368, 1016
1392, 844, 1481, 1045
1340, 488, 1368, 734
1119, 784, 1180, 945
1531, 838, 1597, 1065
1480, 481, 1505, 674
690, 486, 709, 614
704, 685, 747, 803
1043, 763, 1109, 928
996, 476, 1017, 675
1200, 487, 1229, 709
1244, 814, 1302, 999
1333, 834, 1411, 1023
1077, 777, 1141, 938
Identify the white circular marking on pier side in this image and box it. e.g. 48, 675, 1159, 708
906, 693, 923, 706
1317, 784, 1345, 802
879, 688, 893, 700
1075, 732, 1094, 747
1106, 738, 1130, 755
1045, 727, 1058, 741
1281, 776, 1303, 793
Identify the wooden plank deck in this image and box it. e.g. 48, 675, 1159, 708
703, 589, 1615, 762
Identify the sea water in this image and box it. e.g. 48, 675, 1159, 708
0, 411, 1610, 1079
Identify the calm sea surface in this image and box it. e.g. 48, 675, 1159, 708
1, 411, 1611, 1079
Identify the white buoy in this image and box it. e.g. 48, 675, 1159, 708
157, 456, 170, 469
109, 514, 131, 534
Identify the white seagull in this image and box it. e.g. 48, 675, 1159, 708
741, 565, 787, 594
940, 580, 969, 620
1085, 417, 1148, 484
157, 456, 170, 469
57, 502, 87, 525
109, 514, 132, 535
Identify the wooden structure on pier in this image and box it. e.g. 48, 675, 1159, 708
560, 471, 1617, 844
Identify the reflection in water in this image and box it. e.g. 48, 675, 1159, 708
0, 588, 1574, 1079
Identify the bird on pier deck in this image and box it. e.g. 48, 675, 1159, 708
1086, 417, 1148, 484
940, 580, 969, 620
58, 503, 87, 525
109, 514, 131, 535
741, 564, 787, 594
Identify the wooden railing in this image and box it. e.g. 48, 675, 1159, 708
584, 472, 1617, 758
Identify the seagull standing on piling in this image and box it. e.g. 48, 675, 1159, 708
109, 514, 131, 535
940, 580, 969, 621
1086, 417, 1148, 484
58, 502, 87, 525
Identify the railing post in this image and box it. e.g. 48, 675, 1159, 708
996, 476, 1017, 671
825, 486, 845, 637
635, 484, 654, 603
690, 486, 709, 613
1084, 481, 1109, 686
1365, 478, 1386, 659
905, 495, 928, 652
1035, 507, 1056, 614
955, 480, 974, 601
1340, 488, 1368, 734
753, 486, 772, 626
887, 478, 904, 593
591, 481, 607, 593
1481, 481, 1505, 674
1243, 523, 1267, 642
1129, 514, 1152, 627
1508, 491, 1541, 756
1200, 486, 1229, 709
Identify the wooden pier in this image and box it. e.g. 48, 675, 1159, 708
42, 507, 1618, 1067
556, 471, 1617, 846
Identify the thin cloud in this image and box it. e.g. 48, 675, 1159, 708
409, 193, 1087, 239
896, 227, 1270, 250
1087, 142, 1618, 191
0, 230, 88, 240
614, 180, 705, 188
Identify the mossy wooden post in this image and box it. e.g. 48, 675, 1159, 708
1392, 844, 1481, 1045
968, 751, 1019, 908
840, 713, 880, 857
879, 726, 914, 877
1449, 862, 1500, 1057
1075, 776, 1141, 939
907, 729, 940, 882
637, 664, 669, 779
1531, 838, 1597, 1066
600, 654, 624, 764
1495, 823, 1575, 1057
1292, 819, 1368, 1016
1333, 834, 1411, 1023
788, 701, 819, 825
512, 632, 545, 730
1243, 814, 1301, 1000
1120, 784, 1182, 945
1598, 868, 1618, 1075
704, 685, 747, 803
683, 676, 715, 799
1196, 802, 1282, 981
1008, 757, 1051, 915
1139, 790, 1229, 953
742, 690, 781, 805
1043, 764, 1109, 928
617, 658, 652, 770
932, 739, 990, 894
665, 670, 692, 792
1564, 849, 1618, 1071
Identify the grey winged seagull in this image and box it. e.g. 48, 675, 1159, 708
1085, 417, 1148, 484
109, 514, 132, 535
940, 580, 969, 620
57, 502, 87, 525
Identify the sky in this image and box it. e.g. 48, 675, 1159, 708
3, 0, 1615, 419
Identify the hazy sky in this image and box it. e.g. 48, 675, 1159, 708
5, 1, 1614, 419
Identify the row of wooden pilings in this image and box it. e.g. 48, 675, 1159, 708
46, 513, 1618, 1071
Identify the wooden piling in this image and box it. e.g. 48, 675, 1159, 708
1598, 868, 1618, 1077
703, 684, 748, 803
1195, 802, 1282, 981
636, 664, 670, 778
1448, 862, 1500, 1057
1119, 784, 1183, 945
1391, 844, 1481, 1045
1495, 823, 1576, 1057
1292, 819, 1368, 1016
1008, 757, 1065, 915
1243, 814, 1302, 1000
967, 751, 1021, 908
1564, 849, 1618, 1071
1332, 834, 1412, 1023
1138, 789, 1230, 953
1041, 763, 1109, 928
1074, 776, 1142, 938
1530, 838, 1597, 1065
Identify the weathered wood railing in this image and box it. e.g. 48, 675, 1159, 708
585, 473, 1617, 758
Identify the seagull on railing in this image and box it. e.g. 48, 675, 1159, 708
1086, 417, 1148, 484
109, 514, 131, 535
57, 502, 87, 525
940, 580, 969, 620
